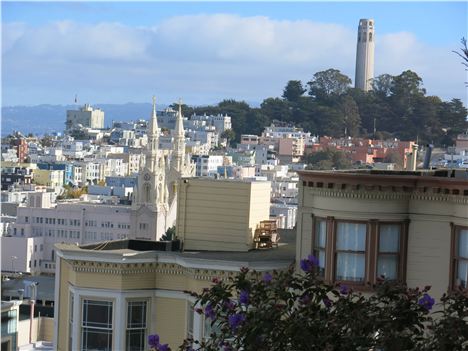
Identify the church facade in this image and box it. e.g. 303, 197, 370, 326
131, 97, 195, 241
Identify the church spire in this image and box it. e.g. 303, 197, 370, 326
173, 98, 185, 172
146, 96, 159, 172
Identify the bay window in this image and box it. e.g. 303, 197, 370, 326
126, 301, 147, 351
377, 224, 401, 280
311, 216, 407, 286
313, 219, 327, 276
452, 226, 468, 289
335, 222, 366, 282
81, 300, 113, 351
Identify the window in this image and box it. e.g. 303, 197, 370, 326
313, 219, 327, 276
452, 227, 468, 289
139, 223, 147, 231
81, 300, 113, 351
369, 32, 373, 42
187, 302, 194, 339
310, 218, 407, 286
126, 301, 147, 351
377, 224, 400, 280
335, 222, 367, 282
69, 293, 74, 351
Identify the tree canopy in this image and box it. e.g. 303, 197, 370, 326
186, 68, 466, 147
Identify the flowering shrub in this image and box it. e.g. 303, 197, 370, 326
149, 255, 468, 351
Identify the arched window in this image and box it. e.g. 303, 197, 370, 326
358, 34, 361, 42
369, 32, 373, 42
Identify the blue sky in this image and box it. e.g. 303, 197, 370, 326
2, 1, 467, 106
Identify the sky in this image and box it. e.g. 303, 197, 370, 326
2, 1, 468, 107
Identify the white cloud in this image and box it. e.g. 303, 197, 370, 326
2, 14, 466, 106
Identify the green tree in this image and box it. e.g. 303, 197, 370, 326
40, 134, 54, 147
221, 129, 236, 147
340, 95, 361, 137
282, 80, 306, 103
303, 149, 353, 170
169, 103, 195, 117
217, 100, 252, 142
260, 98, 292, 123
160, 226, 176, 241
453, 37, 468, 69
307, 69, 352, 101
371, 74, 394, 98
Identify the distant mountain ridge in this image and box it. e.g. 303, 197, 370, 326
1, 103, 168, 136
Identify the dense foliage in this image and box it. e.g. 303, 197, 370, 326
178, 69, 467, 146
149, 255, 468, 351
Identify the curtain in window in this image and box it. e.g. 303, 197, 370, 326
336, 223, 366, 251
459, 230, 468, 258
336, 223, 366, 281
379, 225, 400, 252
377, 256, 398, 280
377, 224, 400, 280
458, 230, 468, 287
336, 253, 365, 281
314, 220, 327, 271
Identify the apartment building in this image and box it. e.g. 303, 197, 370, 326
296, 169, 468, 299
54, 177, 286, 351
66, 104, 104, 130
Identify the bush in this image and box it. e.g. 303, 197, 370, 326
149, 255, 468, 351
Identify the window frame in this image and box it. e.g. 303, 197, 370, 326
311, 215, 408, 288
332, 219, 369, 285
125, 299, 148, 351
80, 298, 114, 351
376, 222, 406, 282
450, 224, 468, 290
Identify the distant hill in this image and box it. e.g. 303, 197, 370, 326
1, 103, 168, 136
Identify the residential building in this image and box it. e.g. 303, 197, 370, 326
192, 155, 224, 177
54, 234, 294, 351
176, 178, 271, 251
33, 169, 64, 187
306, 136, 416, 168
296, 169, 468, 299
1, 164, 35, 190
270, 203, 297, 229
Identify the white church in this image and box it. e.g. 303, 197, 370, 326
131, 97, 194, 239
4, 98, 195, 275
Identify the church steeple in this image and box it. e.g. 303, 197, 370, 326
173, 98, 185, 172
146, 96, 159, 172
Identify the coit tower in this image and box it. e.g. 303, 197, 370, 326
355, 18, 375, 91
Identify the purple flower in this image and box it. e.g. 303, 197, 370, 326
300, 254, 319, 272
148, 334, 160, 348
299, 294, 311, 305
228, 313, 246, 331
308, 254, 320, 266
205, 303, 216, 320
239, 290, 249, 304
339, 284, 350, 295
418, 293, 435, 310
323, 297, 332, 309
159, 344, 170, 351
263, 272, 273, 283
224, 300, 236, 311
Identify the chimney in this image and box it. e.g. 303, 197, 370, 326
423, 144, 433, 169
409, 144, 419, 171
